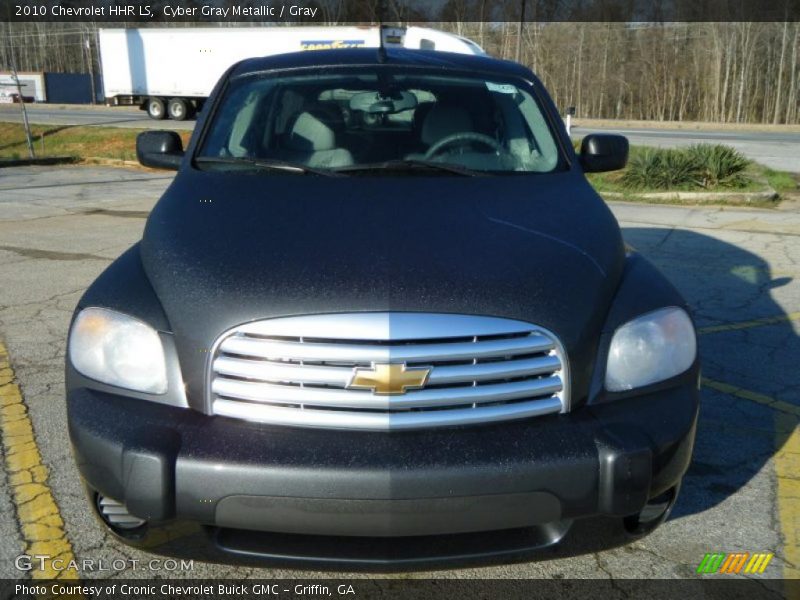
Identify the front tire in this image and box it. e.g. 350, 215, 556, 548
147, 97, 166, 120
167, 97, 188, 121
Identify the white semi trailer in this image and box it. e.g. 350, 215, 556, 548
98, 26, 484, 120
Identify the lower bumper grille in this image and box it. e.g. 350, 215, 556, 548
207, 313, 569, 430
96, 495, 146, 529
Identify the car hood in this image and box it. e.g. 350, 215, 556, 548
141, 170, 625, 404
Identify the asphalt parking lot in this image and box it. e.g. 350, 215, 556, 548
0, 165, 798, 586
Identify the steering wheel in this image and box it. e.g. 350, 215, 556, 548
424, 132, 505, 159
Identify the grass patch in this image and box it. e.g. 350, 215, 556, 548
762, 168, 798, 195
0, 122, 192, 163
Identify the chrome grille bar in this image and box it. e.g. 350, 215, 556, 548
218, 334, 554, 364
212, 354, 562, 387
213, 397, 565, 431
213, 357, 353, 386
213, 376, 563, 410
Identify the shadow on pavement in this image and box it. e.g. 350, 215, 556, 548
623, 227, 797, 521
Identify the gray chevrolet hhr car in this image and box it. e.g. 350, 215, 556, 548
66, 47, 699, 569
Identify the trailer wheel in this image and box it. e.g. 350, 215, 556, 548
168, 98, 188, 121
147, 97, 166, 120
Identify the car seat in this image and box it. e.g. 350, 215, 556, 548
284, 109, 354, 168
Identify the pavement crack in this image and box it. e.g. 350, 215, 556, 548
593, 552, 630, 597
0, 245, 110, 262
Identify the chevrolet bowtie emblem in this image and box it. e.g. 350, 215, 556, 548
348, 363, 432, 395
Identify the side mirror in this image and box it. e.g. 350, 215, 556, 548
136, 131, 184, 170
580, 134, 629, 173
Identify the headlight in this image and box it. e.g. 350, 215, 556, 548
68, 307, 167, 394
605, 307, 696, 392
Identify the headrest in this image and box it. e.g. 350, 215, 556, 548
421, 104, 473, 146
287, 112, 336, 151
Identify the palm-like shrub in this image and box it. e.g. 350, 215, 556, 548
686, 144, 750, 188
621, 144, 750, 190
621, 148, 701, 189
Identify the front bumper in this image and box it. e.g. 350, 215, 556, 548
68, 384, 698, 569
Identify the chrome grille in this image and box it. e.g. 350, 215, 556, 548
207, 313, 569, 431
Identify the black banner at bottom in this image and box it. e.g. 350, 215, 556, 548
0, 579, 793, 600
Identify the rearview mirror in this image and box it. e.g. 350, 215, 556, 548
580, 134, 628, 173
349, 91, 417, 114
136, 131, 184, 170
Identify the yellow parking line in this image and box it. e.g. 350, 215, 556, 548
776, 412, 800, 581
701, 377, 800, 418
0, 340, 79, 580
697, 311, 800, 335
701, 376, 800, 581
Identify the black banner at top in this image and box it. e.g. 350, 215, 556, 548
1, 0, 800, 23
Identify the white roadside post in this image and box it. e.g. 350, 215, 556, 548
565, 106, 576, 137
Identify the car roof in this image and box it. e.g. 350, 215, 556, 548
230, 48, 535, 80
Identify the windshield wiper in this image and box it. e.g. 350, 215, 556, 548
335, 159, 488, 177
194, 156, 345, 177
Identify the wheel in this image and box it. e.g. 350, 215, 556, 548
167, 97, 188, 121
146, 97, 166, 120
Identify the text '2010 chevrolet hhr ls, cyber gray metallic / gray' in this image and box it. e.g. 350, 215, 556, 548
66, 48, 699, 570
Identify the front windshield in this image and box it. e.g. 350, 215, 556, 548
197, 67, 564, 174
